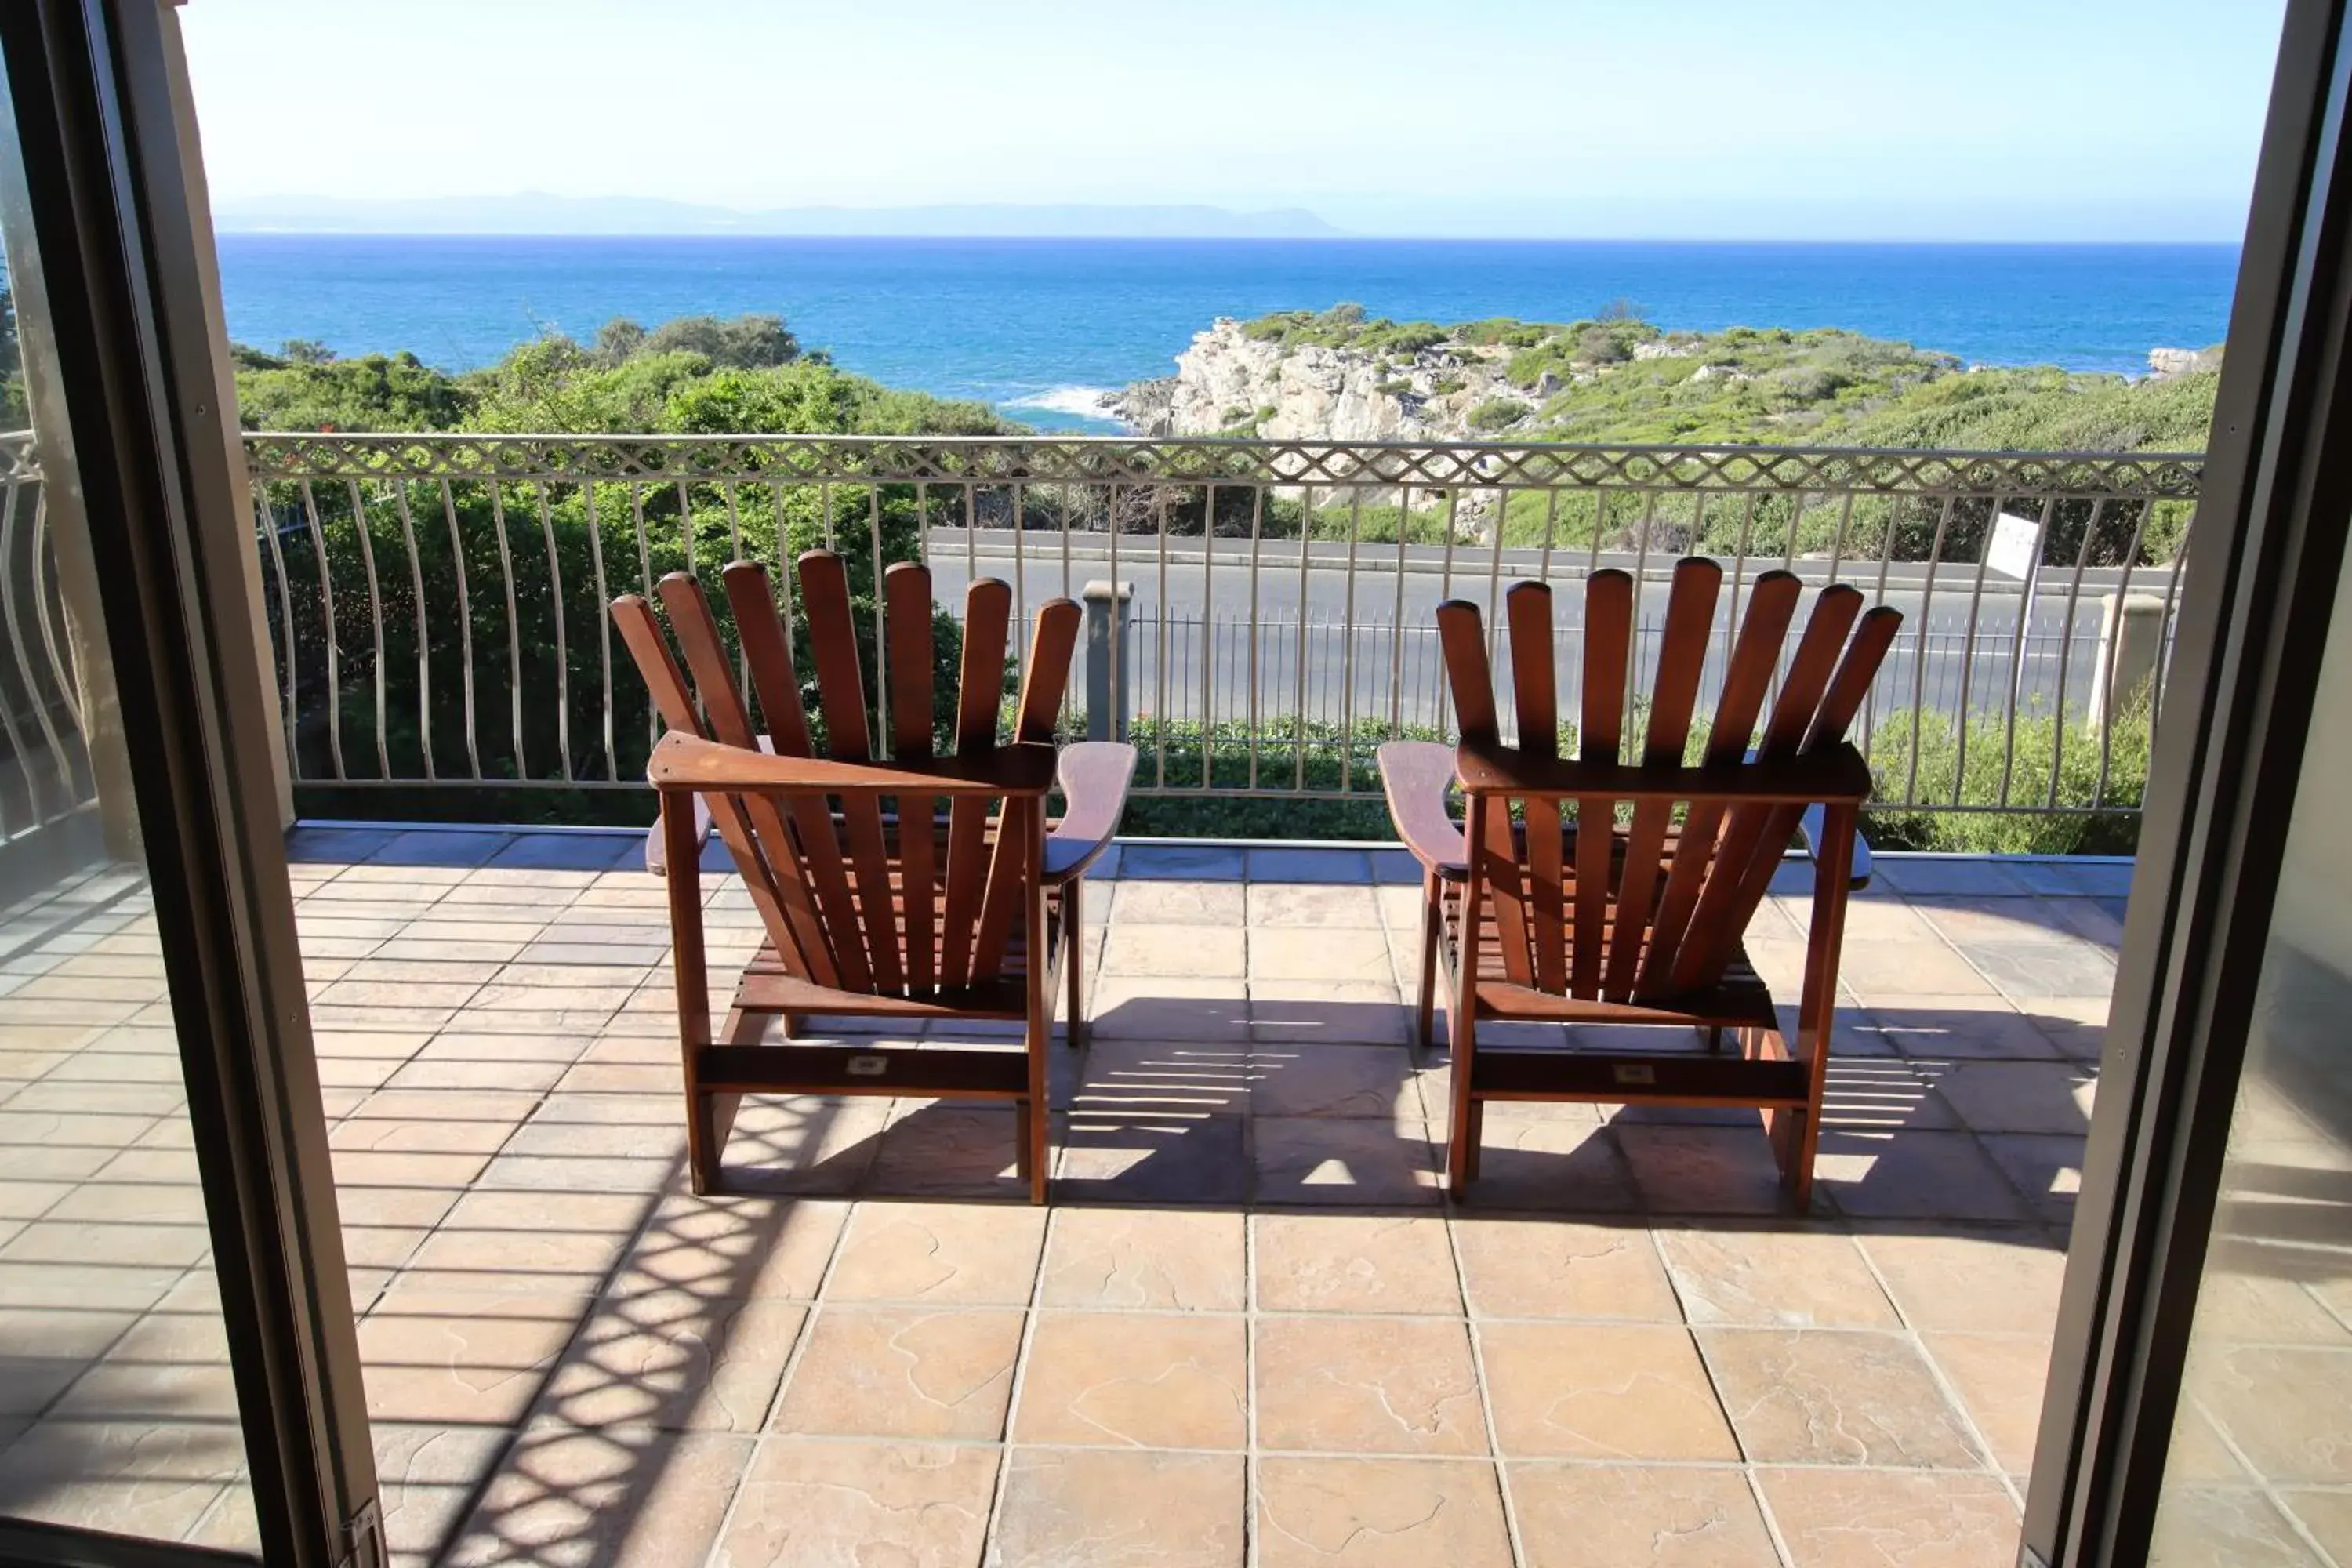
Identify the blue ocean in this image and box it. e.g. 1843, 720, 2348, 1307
213, 237, 2241, 432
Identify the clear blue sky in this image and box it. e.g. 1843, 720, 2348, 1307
182, 0, 2283, 241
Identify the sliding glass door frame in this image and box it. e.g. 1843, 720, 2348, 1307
0, 2, 379, 1564
2025, 0, 2352, 1561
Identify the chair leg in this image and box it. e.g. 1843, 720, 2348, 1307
1446, 988, 1479, 1201
1415, 869, 1440, 1054
687, 1006, 761, 1196
1025, 900, 1053, 1205
1063, 880, 1088, 1049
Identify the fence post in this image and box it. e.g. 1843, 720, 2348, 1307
1083, 579, 1134, 742
2090, 592, 2168, 727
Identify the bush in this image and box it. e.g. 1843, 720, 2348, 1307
1095, 701, 2151, 855
1115, 717, 1434, 840
1574, 325, 1632, 365
1467, 397, 1531, 431
1864, 702, 2149, 854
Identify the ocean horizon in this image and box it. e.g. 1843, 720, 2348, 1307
214, 235, 2241, 432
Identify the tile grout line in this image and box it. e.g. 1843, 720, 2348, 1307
1442, 1203, 1530, 1568
1845, 1231, 2025, 1511
1639, 1222, 1802, 1568
2187, 1392, 2348, 1568
1743, 1465, 1806, 1568
1904, 896, 2085, 1233
974, 1193, 1058, 1568
1244, 1207, 1261, 1568
695, 1178, 862, 1568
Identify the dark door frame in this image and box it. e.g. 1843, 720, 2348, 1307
0, 2, 378, 1565
2025, 0, 2352, 1562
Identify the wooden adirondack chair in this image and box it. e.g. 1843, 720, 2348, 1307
1377, 557, 1900, 1205
612, 550, 1134, 1203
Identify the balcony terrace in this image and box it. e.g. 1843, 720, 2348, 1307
0, 825, 2142, 1567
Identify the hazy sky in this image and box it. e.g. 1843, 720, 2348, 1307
182, 0, 2283, 241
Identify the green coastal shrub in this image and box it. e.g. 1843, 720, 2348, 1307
1467, 397, 1532, 431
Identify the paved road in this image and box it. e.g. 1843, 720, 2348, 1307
919, 532, 2178, 732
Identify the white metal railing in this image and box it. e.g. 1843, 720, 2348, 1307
242, 431, 2201, 818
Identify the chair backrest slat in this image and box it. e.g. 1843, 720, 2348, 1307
1016, 601, 1083, 742
1437, 558, 1898, 1007
975, 607, 1085, 971
1572, 570, 1632, 996
1637, 570, 1802, 995
939, 578, 1011, 989
793, 552, 906, 993
1602, 557, 1721, 999
1668, 584, 1862, 992
884, 562, 939, 993
1440, 599, 1535, 985
1693, 605, 1905, 982
717, 562, 860, 991
1507, 584, 1567, 993
612, 590, 831, 986
652, 575, 851, 991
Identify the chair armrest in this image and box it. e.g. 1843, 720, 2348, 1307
1044, 742, 1136, 884
1377, 741, 1466, 877
648, 732, 1059, 796
1795, 802, 1873, 891
646, 733, 771, 876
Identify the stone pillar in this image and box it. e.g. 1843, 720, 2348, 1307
2090, 592, 2169, 727
1082, 579, 1133, 743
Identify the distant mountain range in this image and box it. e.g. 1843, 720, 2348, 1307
212, 194, 1345, 239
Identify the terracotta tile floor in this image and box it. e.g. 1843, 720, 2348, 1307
0, 829, 2158, 1565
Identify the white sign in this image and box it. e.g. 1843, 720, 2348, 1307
1986, 511, 2043, 582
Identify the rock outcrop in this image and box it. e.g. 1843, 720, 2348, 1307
2147, 346, 2223, 379
1106, 317, 1532, 442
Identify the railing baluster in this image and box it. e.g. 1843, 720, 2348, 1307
1951, 495, 1999, 808
345, 481, 390, 779
1011, 480, 1029, 727
441, 478, 481, 780
1862, 490, 1902, 770
1155, 487, 1170, 789
489, 481, 527, 779
869, 483, 888, 758
256, 489, 298, 766
299, 478, 346, 782
630, 481, 654, 761
535, 479, 572, 782
586, 482, 613, 782
389, 481, 435, 781
1294, 485, 1312, 793
1200, 483, 1214, 790
1247, 485, 1264, 789
2045, 497, 2104, 809
1998, 494, 2060, 808
2094, 500, 2155, 810
1390, 486, 1410, 739
1341, 490, 1362, 792
1905, 495, 1958, 806
1105, 483, 1123, 746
